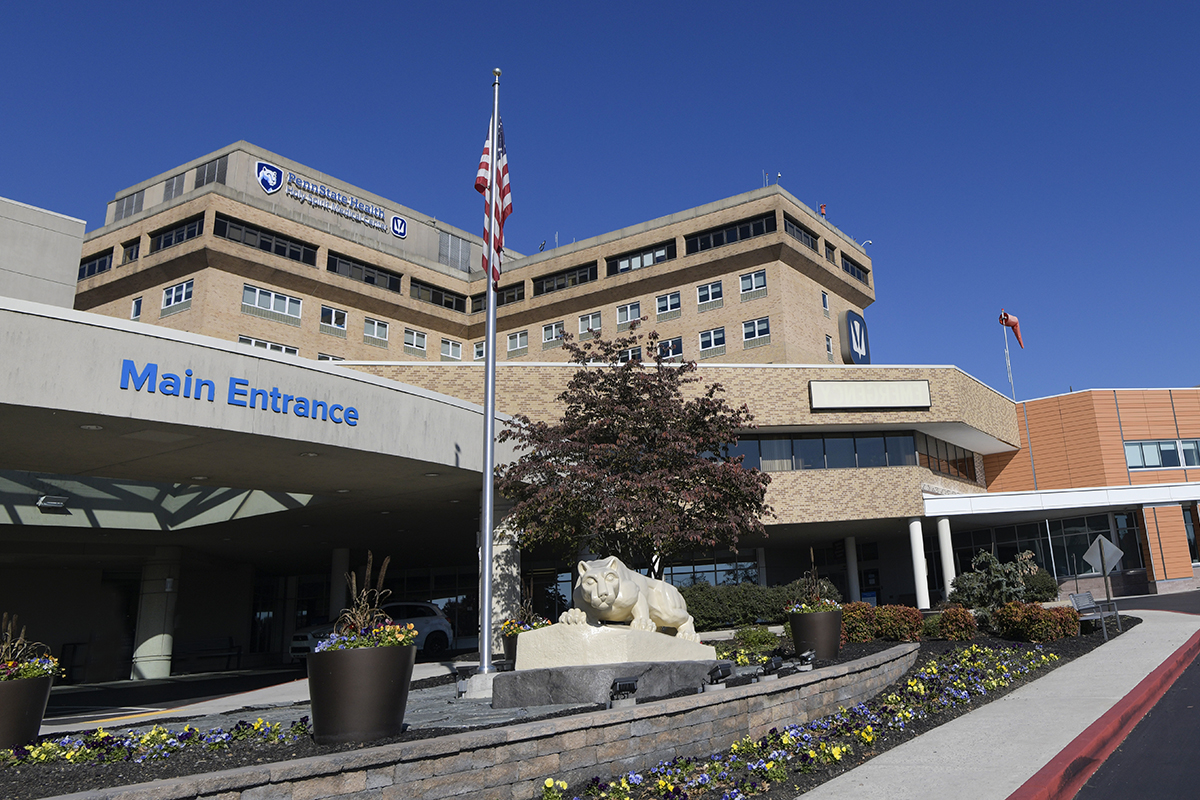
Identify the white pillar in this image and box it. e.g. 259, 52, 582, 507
937, 517, 956, 600
845, 536, 861, 602
329, 548, 350, 621
908, 518, 931, 610
130, 547, 181, 680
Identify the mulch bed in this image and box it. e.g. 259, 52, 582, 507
0, 618, 1139, 800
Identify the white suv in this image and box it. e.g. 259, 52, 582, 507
290, 601, 453, 658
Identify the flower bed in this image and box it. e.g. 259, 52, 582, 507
535, 641, 1071, 800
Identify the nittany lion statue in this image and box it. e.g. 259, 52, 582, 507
558, 556, 701, 642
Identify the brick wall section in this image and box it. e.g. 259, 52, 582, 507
54, 645, 917, 800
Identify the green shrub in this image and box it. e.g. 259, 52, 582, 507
874, 605, 924, 642
921, 615, 941, 639
680, 578, 844, 632
841, 602, 877, 643
1023, 568, 1060, 602
734, 625, 779, 654
937, 605, 978, 641
949, 551, 1027, 609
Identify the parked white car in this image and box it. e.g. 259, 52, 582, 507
290, 601, 453, 658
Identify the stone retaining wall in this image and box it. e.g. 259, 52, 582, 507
55, 644, 918, 800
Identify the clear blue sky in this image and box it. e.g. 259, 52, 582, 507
3, 1, 1196, 401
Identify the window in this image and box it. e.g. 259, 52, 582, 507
508, 331, 528, 352
733, 432, 929, 473
697, 281, 723, 304
842, 255, 869, 284
470, 282, 525, 311
78, 252, 112, 280
150, 216, 203, 253
685, 212, 776, 255
616, 302, 640, 327
821, 291, 829, 315
825, 335, 834, 359
1125, 439, 1200, 469
915, 432, 977, 480
699, 327, 725, 351
605, 241, 677, 275
365, 319, 390, 341
411, 279, 467, 312
405, 327, 431, 349
215, 214, 317, 266
162, 279, 193, 309
441, 339, 462, 360
238, 335, 297, 355
130, 297, 142, 320
243, 285, 302, 318
317, 353, 344, 362
740, 270, 766, 293
327, 252, 402, 293
543, 321, 565, 342
533, 263, 597, 296
438, 232, 472, 272
320, 305, 347, 330
659, 337, 683, 358
618, 347, 641, 363
195, 155, 228, 188
656, 292, 681, 314
474, 342, 486, 360
122, 240, 140, 264
579, 312, 601, 334
784, 216, 818, 250
743, 317, 770, 341
825, 243, 836, 263
113, 190, 144, 222
163, 174, 186, 202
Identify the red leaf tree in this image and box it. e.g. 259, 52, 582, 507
496, 329, 772, 579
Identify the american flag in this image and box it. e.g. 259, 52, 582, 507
475, 116, 512, 288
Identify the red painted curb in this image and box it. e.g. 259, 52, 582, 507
1006, 628, 1200, 800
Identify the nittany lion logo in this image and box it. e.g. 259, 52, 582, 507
256, 162, 284, 195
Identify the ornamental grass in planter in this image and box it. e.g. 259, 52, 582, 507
307, 553, 419, 745
785, 566, 843, 660
0, 613, 61, 751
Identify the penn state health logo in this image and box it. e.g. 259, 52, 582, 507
255, 161, 284, 195
391, 215, 407, 238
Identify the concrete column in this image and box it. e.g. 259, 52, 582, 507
329, 548, 350, 621
908, 518, 931, 610
486, 500, 521, 656
937, 517, 956, 600
130, 547, 182, 680
845, 536, 861, 602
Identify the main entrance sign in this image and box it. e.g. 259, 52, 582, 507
119, 359, 359, 426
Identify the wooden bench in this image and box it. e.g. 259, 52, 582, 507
176, 637, 243, 671
1070, 591, 1122, 641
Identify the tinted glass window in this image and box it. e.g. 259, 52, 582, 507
794, 438, 825, 470
825, 438, 856, 469
856, 437, 886, 468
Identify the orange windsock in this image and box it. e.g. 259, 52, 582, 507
999, 309, 1024, 349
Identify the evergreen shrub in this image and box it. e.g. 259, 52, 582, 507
680, 579, 843, 632
1023, 568, 1060, 602
841, 602, 877, 643
937, 605, 978, 641
874, 605, 924, 642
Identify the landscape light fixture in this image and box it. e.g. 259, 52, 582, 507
797, 649, 816, 671
760, 656, 784, 676
610, 676, 639, 708
707, 663, 732, 685
36, 495, 69, 509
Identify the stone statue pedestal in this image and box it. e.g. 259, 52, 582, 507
514, 623, 715, 670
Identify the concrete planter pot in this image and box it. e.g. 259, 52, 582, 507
788, 610, 842, 660
307, 645, 416, 745
0, 675, 53, 750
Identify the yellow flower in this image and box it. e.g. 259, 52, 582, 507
544, 778, 554, 788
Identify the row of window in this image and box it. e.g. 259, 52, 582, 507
215, 214, 318, 267
113, 156, 226, 223
952, 514, 1144, 579
1124, 438, 1200, 470
722, 431, 976, 480
328, 252, 403, 293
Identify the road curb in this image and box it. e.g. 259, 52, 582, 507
1006, 627, 1200, 800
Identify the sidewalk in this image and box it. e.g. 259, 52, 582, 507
798, 608, 1200, 800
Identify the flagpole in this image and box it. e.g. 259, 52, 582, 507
478, 68, 502, 676
1002, 325, 1016, 401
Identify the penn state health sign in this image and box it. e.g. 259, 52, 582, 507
839, 310, 871, 365
255, 160, 406, 240
119, 359, 359, 426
